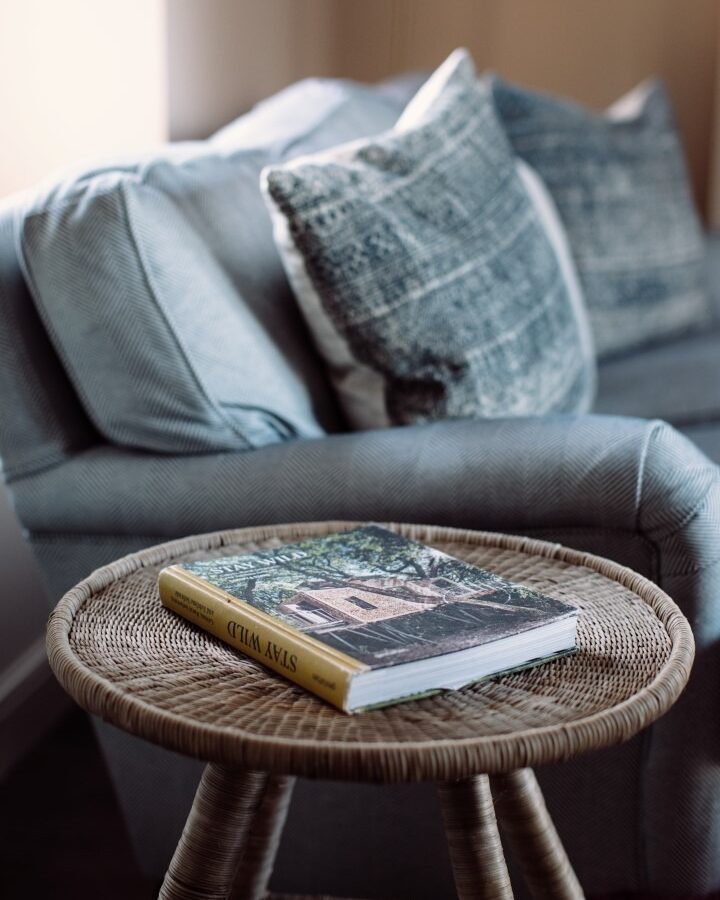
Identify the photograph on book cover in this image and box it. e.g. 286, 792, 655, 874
180, 526, 574, 667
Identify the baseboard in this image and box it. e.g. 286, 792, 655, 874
0, 637, 71, 780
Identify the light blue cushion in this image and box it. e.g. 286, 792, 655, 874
18, 79, 408, 452
0, 199, 97, 481
491, 77, 711, 358
263, 50, 596, 429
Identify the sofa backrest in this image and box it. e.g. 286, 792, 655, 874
0, 197, 97, 483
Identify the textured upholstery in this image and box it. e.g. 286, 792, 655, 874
10, 416, 678, 543
0, 199, 97, 481
14, 414, 720, 895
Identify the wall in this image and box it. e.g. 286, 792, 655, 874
0, 0, 167, 197
2, 0, 717, 203
167, 0, 338, 140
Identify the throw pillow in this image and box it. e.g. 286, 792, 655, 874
491, 76, 711, 358
18, 78, 411, 453
262, 49, 596, 430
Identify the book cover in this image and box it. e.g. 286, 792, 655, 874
159, 525, 577, 711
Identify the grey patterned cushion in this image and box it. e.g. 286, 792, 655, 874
491, 76, 711, 358
17, 79, 408, 453
262, 50, 596, 429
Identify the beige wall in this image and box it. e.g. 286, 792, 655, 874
167, 0, 339, 141
2, 1, 718, 206
0, 0, 167, 197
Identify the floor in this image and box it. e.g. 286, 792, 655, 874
0, 710, 157, 899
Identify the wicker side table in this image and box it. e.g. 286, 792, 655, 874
46, 522, 694, 900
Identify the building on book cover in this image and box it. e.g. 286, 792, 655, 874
177, 525, 575, 669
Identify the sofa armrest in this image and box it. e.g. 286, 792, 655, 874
12, 413, 718, 555
12, 413, 712, 537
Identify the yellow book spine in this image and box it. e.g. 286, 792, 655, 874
158, 566, 365, 712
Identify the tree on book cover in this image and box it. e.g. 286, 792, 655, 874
180, 526, 573, 668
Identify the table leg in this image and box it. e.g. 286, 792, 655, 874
159, 764, 268, 900
490, 768, 584, 900
231, 775, 296, 900
438, 774, 514, 900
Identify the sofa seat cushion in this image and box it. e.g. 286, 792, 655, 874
17, 78, 411, 454
595, 326, 720, 427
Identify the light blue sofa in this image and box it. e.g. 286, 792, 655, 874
1, 78, 720, 897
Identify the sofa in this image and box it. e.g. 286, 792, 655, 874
1, 70, 720, 898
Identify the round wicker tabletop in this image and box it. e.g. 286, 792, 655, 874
46, 521, 694, 783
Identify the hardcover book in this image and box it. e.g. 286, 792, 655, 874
158, 525, 578, 713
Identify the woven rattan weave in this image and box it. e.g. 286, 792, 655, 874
46, 521, 694, 899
